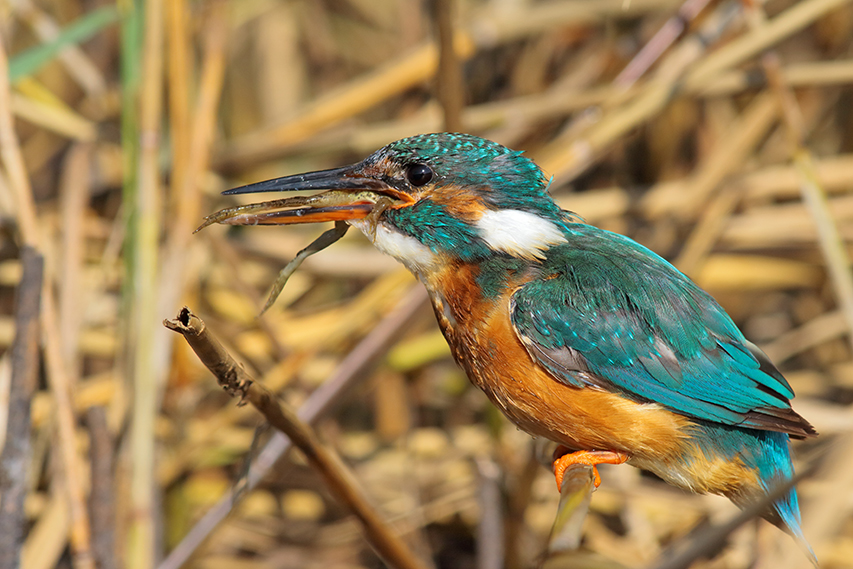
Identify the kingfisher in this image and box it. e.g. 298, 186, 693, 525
205, 133, 816, 557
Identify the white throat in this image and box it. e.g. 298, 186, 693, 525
349, 219, 440, 277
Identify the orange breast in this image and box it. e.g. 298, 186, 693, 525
422, 262, 762, 496
424, 263, 689, 456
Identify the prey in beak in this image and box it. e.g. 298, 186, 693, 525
196, 164, 415, 313
195, 165, 413, 232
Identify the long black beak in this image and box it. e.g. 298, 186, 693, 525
222, 165, 387, 195
196, 164, 413, 231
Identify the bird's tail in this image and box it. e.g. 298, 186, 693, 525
694, 422, 815, 564
751, 430, 816, 566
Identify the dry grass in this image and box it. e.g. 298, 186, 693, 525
1, 0, 853, 568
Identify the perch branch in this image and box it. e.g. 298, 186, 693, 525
164, 307, 430, 569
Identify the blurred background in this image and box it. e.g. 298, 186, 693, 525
1, 0, 853, 568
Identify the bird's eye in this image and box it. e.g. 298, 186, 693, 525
405, 163, 433, 187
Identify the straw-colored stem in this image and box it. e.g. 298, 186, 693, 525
752, 8, 853, 354
674, 188, 741, 277
684, 0, 851, 90
641, 92, 779, 219
217, 33, 476, 170
128, 0, 164, 566
795, 155, 853, 354
432, 0, 464, 132
166, 0, 192, 218
153, 1, 229, 409
0, 39, 95, 569
58, 144, 92, 374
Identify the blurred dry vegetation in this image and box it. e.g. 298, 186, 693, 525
2, 0, 853, 568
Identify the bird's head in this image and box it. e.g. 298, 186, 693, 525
209, 133, 573, 275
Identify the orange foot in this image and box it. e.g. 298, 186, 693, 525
552, 449, 629, 491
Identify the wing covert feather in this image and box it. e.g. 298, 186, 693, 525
510, 228, 814, 437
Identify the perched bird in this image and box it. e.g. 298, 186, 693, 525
212, 133, 816, 556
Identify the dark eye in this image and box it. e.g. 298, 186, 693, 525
405, 163, 433, 187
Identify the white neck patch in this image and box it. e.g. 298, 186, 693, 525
350, 219, 440, 275
475, 209, 566, 260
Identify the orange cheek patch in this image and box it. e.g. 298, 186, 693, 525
426, 184, 489, 223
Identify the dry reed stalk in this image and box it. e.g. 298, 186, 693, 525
154, 1, 229, 390
21, 491, 72, 569
127, 0, 165, 567
739, 154, 853, 200
503, 450, 542, 569
539, 0, 851, 187
649, 472, 812, 569
750, 11, 853, 355
642, 91, 779, 220
469, 0, 680, 44
217, 33, 477, 170
683, 0, 852, 90
0, 38, 95, 569
700, 59, 853, 96
677, 190, 751, 278
719, 193, 853, 248
0, 326, 117, 358
762, 311, 846, 364
536, 0, 738, 182
218, 0, 684, 171
615, 0, 715, 87
735, 5, 853, 563
58, 144, 92, 374
173, 1, 228, 238
86, 407, 118, 569
794, 152, 853, 355
289, 84, 618, 159
214, 57, 853, 166
433, 0, 464, 132
166, 0, 192, 218
9, 92, 97, 140
695, 254, 823, 291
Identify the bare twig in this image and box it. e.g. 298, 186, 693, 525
86, 407, 117, 569
164, 307, 430, 569
545, 464, 596, 554
475, 458, 504, 569
504, 448, 542, 569
157, 284, 429, 569
0, 247, 43, 568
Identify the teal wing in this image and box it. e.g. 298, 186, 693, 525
510, 226, 814, 437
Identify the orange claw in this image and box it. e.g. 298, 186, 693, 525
553, 449, 629, 491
